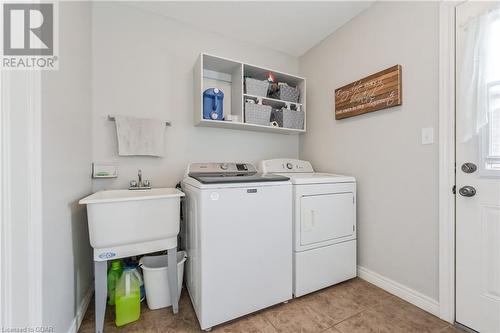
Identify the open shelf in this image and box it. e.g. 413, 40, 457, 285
194, 53, 306, 134
197, 119, 305, 134
243, 94, 303, 110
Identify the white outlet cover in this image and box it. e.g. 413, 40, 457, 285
421, 127, 434, 145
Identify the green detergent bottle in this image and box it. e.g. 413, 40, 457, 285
107, 260, 123, 306
115, 269, 141, 326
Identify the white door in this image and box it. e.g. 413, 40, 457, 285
300, 193, 354, 246
456, 2, 500, 332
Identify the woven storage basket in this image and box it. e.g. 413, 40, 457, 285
282, 108, 304, 130
245, 103, 272, 126
279, 85, 300, 103
245, 78, 269, 97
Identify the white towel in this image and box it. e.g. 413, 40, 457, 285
114, 116, 165, 157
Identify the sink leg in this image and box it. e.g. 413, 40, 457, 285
94, 260, 107, 333
167, 247, 179, 314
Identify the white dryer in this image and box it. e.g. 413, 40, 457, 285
259, 159, 357, 297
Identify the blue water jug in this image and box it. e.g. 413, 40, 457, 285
203, 88, 224, 120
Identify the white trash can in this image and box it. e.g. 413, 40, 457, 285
139, 251, 187, 310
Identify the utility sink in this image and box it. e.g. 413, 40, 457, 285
80, 188, 185, 331
79, 188, 185, 260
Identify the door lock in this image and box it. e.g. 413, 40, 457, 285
461, 162, 477, 173
459, 186, 476, 197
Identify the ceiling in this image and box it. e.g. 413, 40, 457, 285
129, 1, 374, 57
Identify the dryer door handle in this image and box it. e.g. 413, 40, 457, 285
303, 209, 315, 232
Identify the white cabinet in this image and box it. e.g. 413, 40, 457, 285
194, 53, 306, 134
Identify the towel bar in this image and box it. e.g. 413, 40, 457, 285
108, 115, 171, 126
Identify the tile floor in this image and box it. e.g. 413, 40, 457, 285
79, 278, 462, 333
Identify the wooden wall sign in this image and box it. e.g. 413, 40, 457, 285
335, 65, 402, 120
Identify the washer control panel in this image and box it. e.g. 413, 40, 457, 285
188, 162, 256, 175
259, 159, 314, 173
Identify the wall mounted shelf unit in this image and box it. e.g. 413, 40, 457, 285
194, 53, 306, 134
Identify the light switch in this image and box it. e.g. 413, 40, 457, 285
421, 127, 434, 145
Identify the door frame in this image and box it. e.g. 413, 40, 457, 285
0, 69, 44, 327
438, 0, 461, 324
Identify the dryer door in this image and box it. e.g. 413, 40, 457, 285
300, 192, 354, 246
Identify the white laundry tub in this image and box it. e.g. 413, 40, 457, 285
79, 188, 185, 260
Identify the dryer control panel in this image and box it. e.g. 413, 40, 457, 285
259, 159, 314, 173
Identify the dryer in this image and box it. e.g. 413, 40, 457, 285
259, 159, 357, 297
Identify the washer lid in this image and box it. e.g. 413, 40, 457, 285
276, 172, 355, 184
189, 173, 290, 184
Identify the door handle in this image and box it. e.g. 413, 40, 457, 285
459, 186, 476, 197
303, 210, 315, 232
461, 162, 477, 173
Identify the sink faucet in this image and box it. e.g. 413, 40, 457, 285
129, 169, 151, 190
138, 169, 143, 187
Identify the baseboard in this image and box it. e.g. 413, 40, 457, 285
357, 265, 440, 316
67, 285, 94, 333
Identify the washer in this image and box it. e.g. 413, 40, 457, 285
181, 162, 293, 331
259, 159, 357, 297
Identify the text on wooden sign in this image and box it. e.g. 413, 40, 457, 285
335, 65, 402, 120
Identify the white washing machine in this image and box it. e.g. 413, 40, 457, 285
181, 162, 293, 331
259, 159, 357, 297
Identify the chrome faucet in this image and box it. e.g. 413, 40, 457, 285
138, 169, 143, 187
129, 169, 151, 190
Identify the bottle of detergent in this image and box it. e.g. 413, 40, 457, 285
123, 265, 145, 302
115, 270, 141, 327
107, 260, 123, 306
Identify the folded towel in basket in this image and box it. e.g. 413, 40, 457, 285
114, 115, 165, 157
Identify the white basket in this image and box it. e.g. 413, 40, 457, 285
139, 251, 187, 310
245, 78, 269, 97
279, 85, 300, 103
245, 103, 272, 126
282, 108, 304, 129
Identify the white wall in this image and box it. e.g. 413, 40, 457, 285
91, 2, 300, 191
41, 2, 93, 332
299, 1, 440, 301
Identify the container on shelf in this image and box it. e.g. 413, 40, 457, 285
245, 78, 269, 97
226, 114, 240, 122
279, 85, 300, 103
282, 108, 304, 130
245, 102, 272, 126
203, 88, 224, 120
